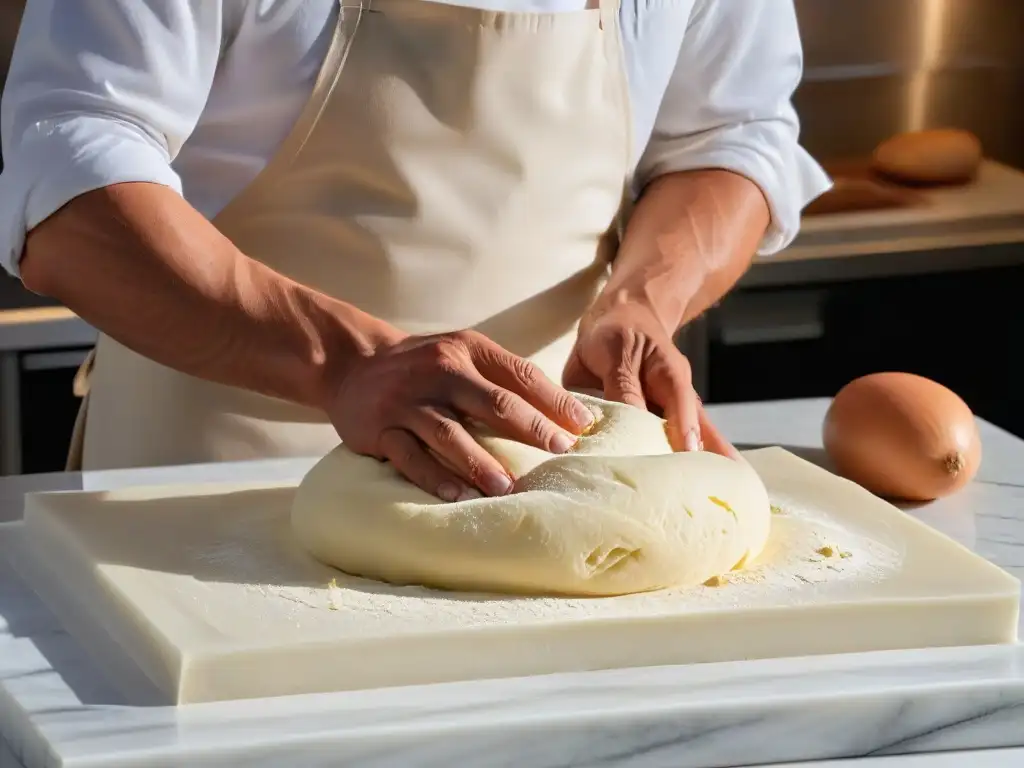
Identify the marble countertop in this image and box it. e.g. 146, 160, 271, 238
1, 398, 1022, 768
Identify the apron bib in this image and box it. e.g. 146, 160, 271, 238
71, 0, 633, 470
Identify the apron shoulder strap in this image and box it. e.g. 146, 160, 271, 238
597, 0, 621, 27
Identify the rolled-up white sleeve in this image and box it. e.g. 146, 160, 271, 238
636, 0, 832, 255
0, 0, 224, 276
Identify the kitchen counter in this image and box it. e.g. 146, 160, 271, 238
0, 398, 1022, 768
744, 160, 1024, 288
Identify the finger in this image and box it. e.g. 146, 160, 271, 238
698, 406, 742, 460
406, 406, 513, 497
469, 337, 594, 433
643, 355, 701, 452
377, 428, 481, 502
602, 360, 647, 411
452, 372, 581, 455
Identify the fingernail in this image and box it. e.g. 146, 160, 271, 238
457, 488, 483, 501
684, 429, 701, 452
571, 401, 595, 430
550, 431, 576, 454
437, 482, 462, 502
481, 471, 513, 497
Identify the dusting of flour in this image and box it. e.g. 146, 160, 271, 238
203, 493, 904, 637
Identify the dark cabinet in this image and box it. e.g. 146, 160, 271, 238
707, 263, 1024, 437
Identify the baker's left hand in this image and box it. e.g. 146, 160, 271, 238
564, 300, 738, 458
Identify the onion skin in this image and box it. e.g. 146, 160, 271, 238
823, 373, 982, 501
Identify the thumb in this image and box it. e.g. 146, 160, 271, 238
561, 347, 603, 394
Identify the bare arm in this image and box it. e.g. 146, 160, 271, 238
22, 182, 401, 410
604, 0, 831, 331
566, 0, 829, 450
566, 169, 767, 453
2, 2, 380, 404
3, 0, 590, 497
593, 168, 769, 331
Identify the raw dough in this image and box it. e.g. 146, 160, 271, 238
290, 394, 772, 596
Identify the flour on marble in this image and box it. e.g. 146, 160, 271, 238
218, 492, 904, 636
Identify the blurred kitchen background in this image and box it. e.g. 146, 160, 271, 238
0, 0, 1023, 475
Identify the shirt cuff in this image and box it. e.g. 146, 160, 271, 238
635, 121, 833, 256
0, 116, 183, 277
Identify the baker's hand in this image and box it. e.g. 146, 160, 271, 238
328, 330, 595, 501
564, 301, 738, 459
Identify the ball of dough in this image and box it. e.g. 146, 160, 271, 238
290, 394, 772, 596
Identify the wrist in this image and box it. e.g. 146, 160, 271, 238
588, 279, 694, 335
301, 291, 405, 411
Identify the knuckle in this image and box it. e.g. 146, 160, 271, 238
429, 340, 464, 377
552, 390, 580, 418
488, 388, 520, 421
432, 416, 461, 448
529, 413, 552, 440
452, 328, 481, 345
612, 368, 641, 396
449, 329, 485, 358
510, 357, 540, 388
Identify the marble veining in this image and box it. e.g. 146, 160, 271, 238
0, 400, 1023, 767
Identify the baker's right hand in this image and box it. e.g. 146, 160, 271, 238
327, 330, 595, 501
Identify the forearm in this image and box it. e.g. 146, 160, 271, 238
596, 169, 770, 330
20, 182, 401, 409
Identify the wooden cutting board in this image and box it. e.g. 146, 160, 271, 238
804, 158, 925, 217
788, 159, 1024, 259
3, 447, 1018, 705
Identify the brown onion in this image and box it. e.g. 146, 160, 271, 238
823, 373, 981, 501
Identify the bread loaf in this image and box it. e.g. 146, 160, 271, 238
871, 129, 982, 185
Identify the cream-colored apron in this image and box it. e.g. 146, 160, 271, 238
70, 0, 633, 470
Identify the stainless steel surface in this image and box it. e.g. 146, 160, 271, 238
795, 0, 1024, 168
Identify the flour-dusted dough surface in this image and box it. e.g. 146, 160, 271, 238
291, 395, 772, 596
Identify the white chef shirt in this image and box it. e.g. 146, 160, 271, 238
0, 0, 830, 277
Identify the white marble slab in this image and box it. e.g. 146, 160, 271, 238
0, 399, 1022, 768
752, 750, 1024, 768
